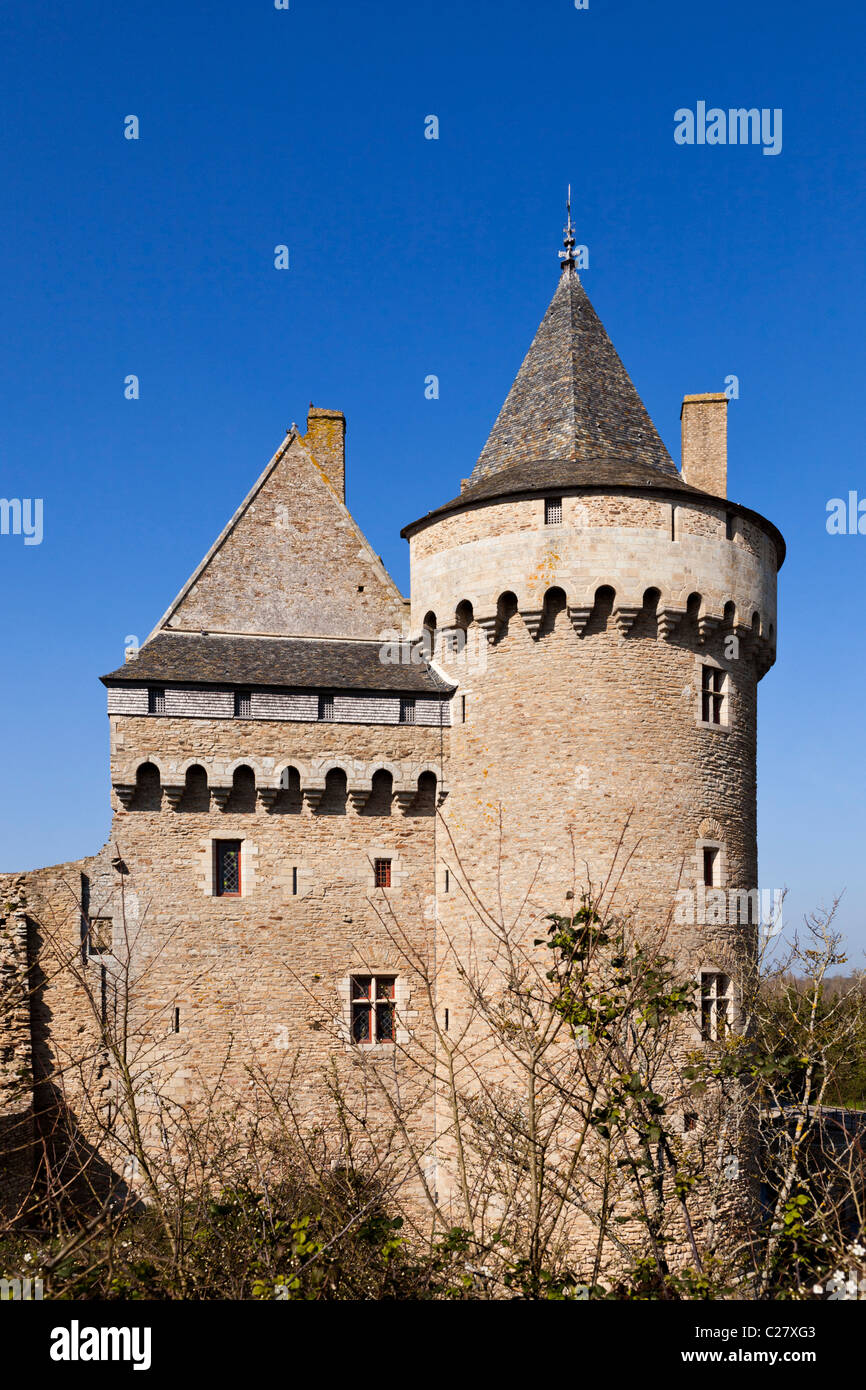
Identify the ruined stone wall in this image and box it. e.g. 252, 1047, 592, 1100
0, 878, 35, 1217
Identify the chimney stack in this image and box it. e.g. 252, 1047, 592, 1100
304, 407, 346, 501
680, 393, 727, 498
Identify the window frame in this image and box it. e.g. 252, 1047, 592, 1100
696, 658, 731, 731
214, 840, 242, 897
374, 858, 392, 889
399, 696, 416, 724
148, 687, 166, 715
350, 974, 396, 1046
701, 664, 725, 725
544, 496, 563, 526
318, 692, 335, 722
703, 846, 720, 888
234, 689, 252, 718
700, 970, 733, 1042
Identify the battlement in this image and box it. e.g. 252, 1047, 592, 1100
410, 488, 779, 680
426, 582, 775, 677
110, 756, 447, 816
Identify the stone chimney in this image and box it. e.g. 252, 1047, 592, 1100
680, 393, 727, 498
304, 407, 346, 500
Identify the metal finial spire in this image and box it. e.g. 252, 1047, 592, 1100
559, 185, 577, 273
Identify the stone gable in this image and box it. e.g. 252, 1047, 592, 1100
154, 417, 407, 641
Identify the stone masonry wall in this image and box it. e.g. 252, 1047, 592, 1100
411, 488, 778, 1239
0, 879, 35, 1217
410, 491, 777, 641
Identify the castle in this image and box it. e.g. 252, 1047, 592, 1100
0, 219, 783, 1248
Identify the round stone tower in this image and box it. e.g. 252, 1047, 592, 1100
402, 228, 784, 1068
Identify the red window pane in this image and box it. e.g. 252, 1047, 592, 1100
374, 859, 392, 888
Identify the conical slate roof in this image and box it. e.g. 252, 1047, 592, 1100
470, 264, 678, 485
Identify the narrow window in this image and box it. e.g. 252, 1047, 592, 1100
444, 1008, 450, 1032
544, 496, 563, 525
700, 972, 732, 1042
461, 694, 467, 724
318, 693, 335, 722
214, 840, 241, 897
173, 1007, 180, 1034
292, 866, 298, 896
701, 665, 724, 724
351, 975, 371, 1042
399, 696, 416, 724
703, 847, 719, 888
148, 687, 165, 714
351, 975, 396, 1045
234, 689, 251, 718
726, 513, 735, 541
444, 868, 450, 893
376, 976, 396, 1043
671, 503, 678, 541
684, 1112, 699, 1132
374, 858, 392, 888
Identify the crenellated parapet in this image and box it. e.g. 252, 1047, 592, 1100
408, 489, 781, 681
112, 754, 447, 817
428, 581, 776, 678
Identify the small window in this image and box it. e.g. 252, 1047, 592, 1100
703, 847, 720, 888
374, 858, 392, 888
700, 972, 733, 1042
148, 687, 165, 714
545, 497, 563, 526
214, 840, 241, 897
87, 917, 112, 956
292, 866, 298, 896
234, 689, 251, 718
319, 693, 335, 722
172, 1007, 181, 1034
684, 1112, 699, 1132
460, 694, 467, 723
701, 665, 725, 724
351, 975, 396, 1045
399, 697, 416, 724
444, 868, 450, 893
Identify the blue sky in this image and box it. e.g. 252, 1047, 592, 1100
1, 0, 864, 952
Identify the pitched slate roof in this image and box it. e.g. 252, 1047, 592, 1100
101, 633, 453, 696
400, 264, 785, 564
146, 422, 408, 645
470, 264, 679, 486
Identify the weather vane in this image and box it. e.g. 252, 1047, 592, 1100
559, 185, 577, 271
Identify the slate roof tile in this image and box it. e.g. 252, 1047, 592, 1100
101, 633, 453, 696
